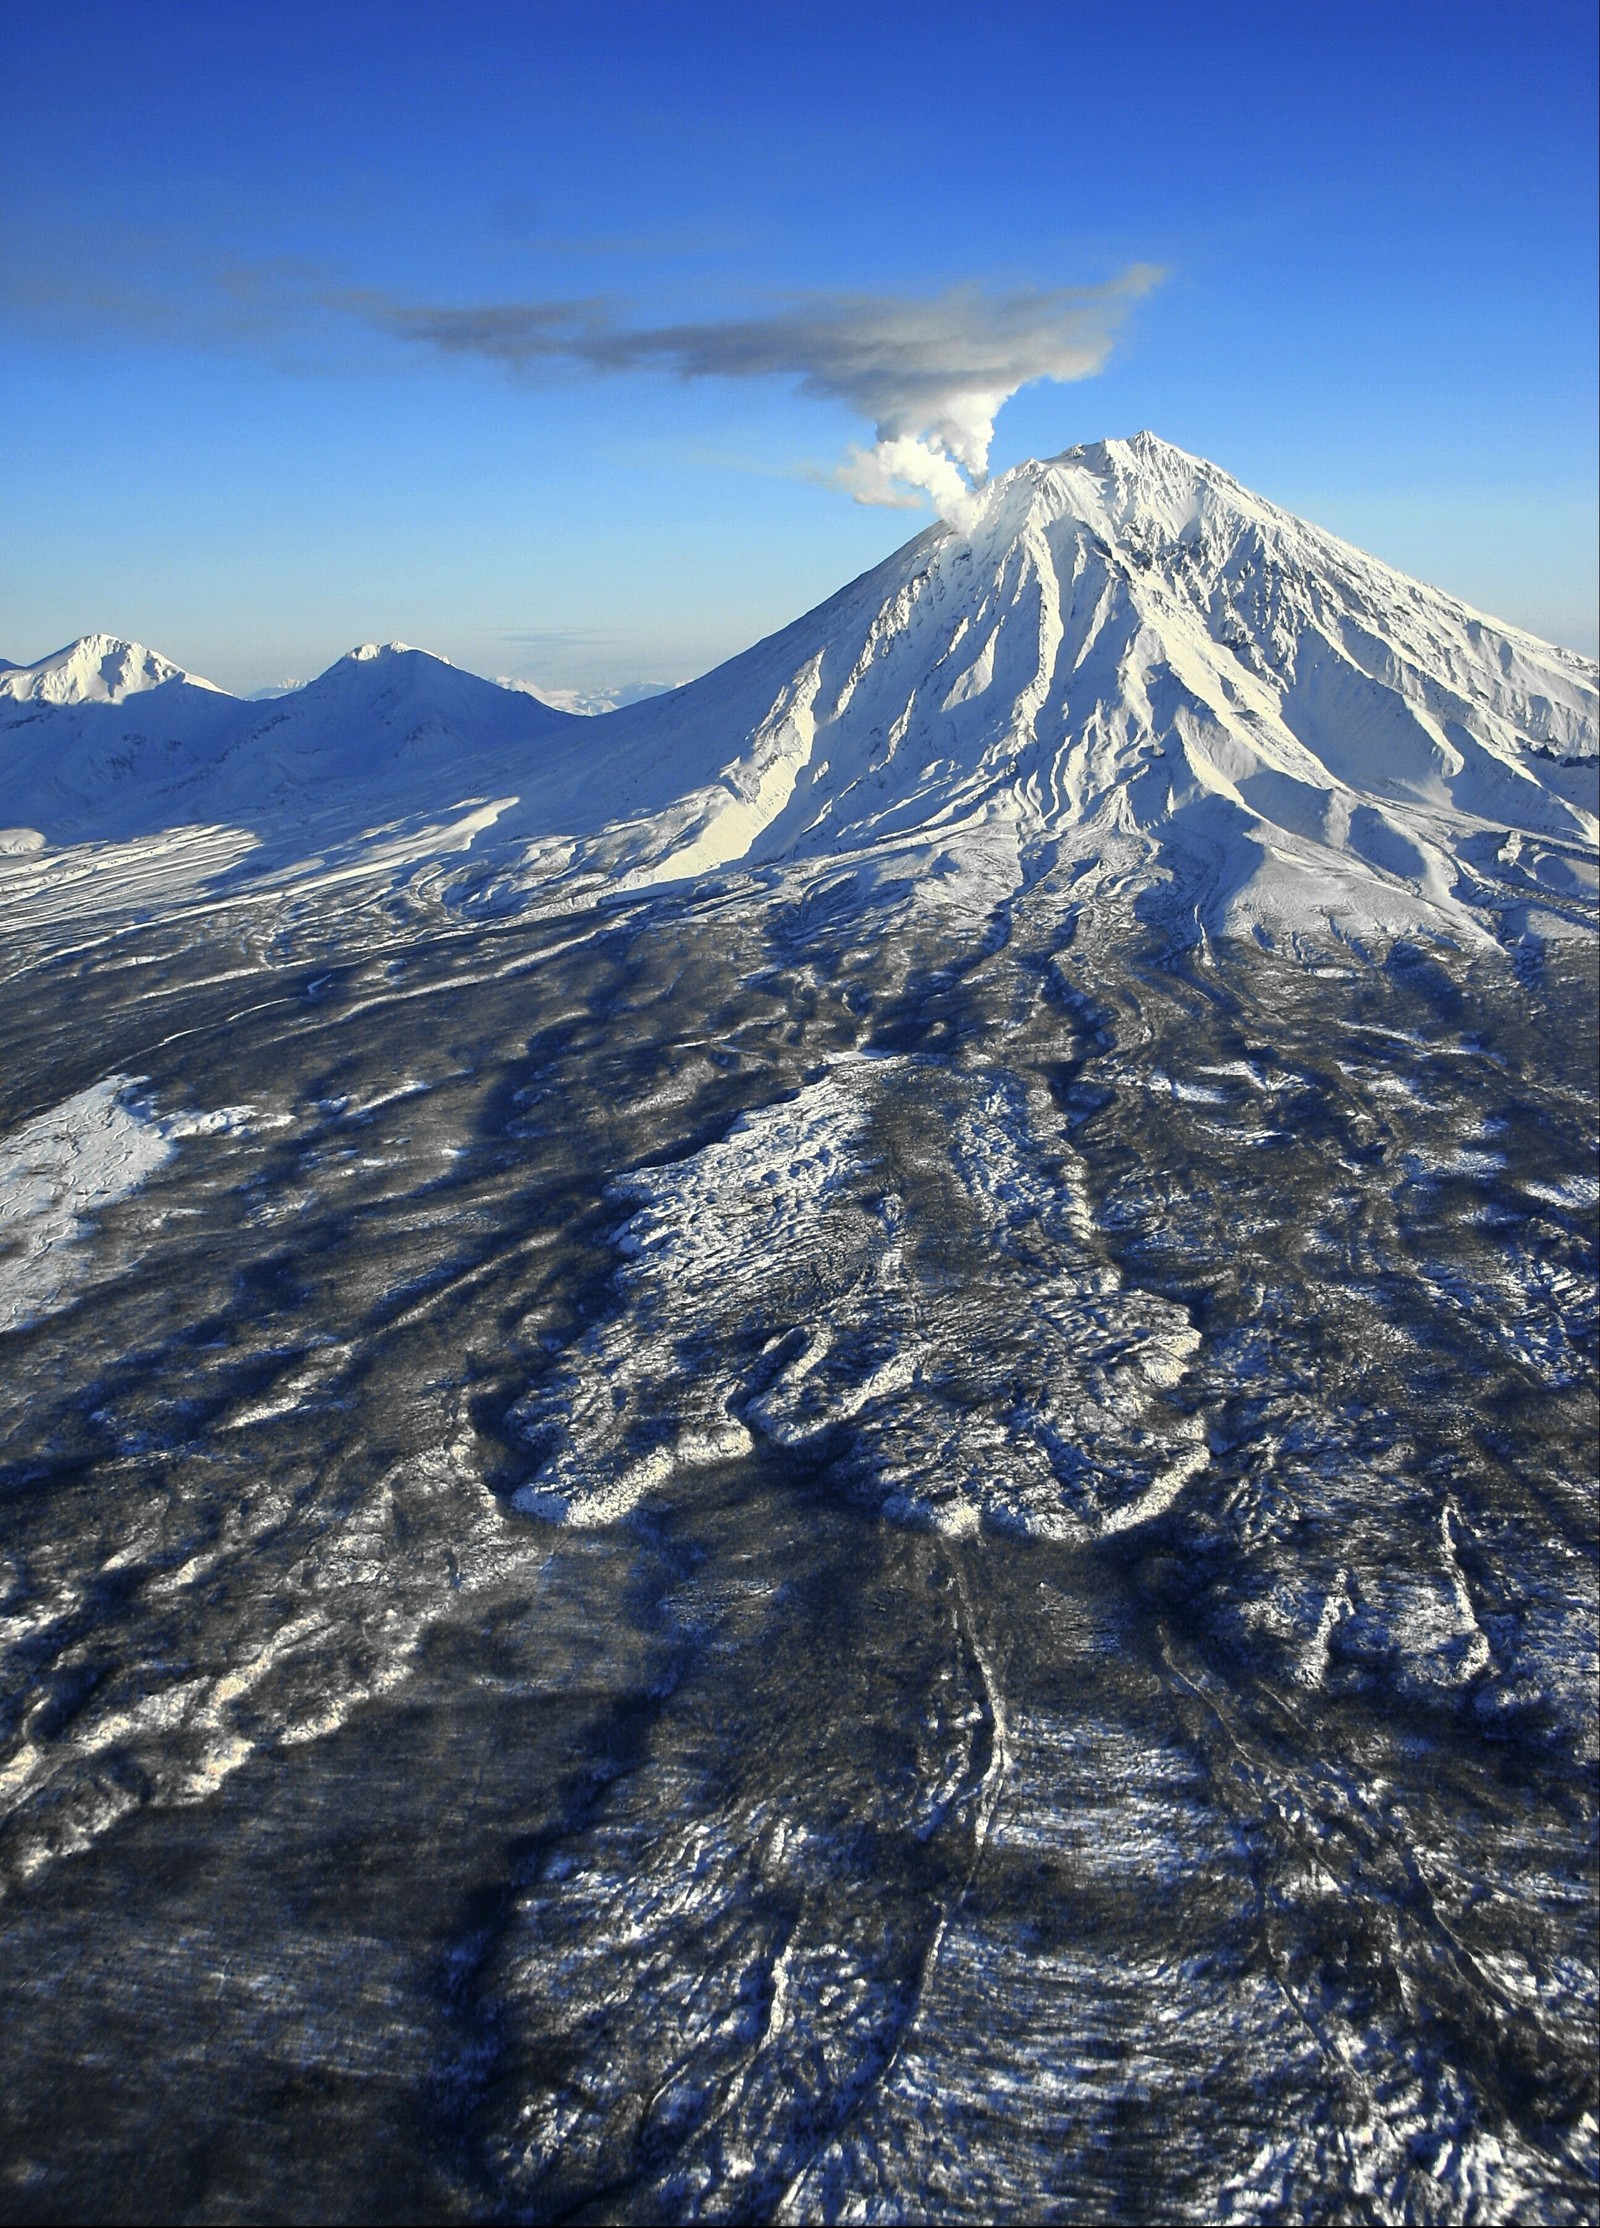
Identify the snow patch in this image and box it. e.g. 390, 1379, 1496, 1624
0, 1078, 269, 1334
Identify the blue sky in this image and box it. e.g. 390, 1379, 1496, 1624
3, 0, 1595, 692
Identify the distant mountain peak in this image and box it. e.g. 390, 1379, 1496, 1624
502, 678, 683, 717
0, 633, 230, 707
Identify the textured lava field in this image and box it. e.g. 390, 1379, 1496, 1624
0, 877, 1594, 2225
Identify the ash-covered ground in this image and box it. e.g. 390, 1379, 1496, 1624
0, 876, 1594, 2225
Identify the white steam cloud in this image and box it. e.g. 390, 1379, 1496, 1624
344, 272, 1162, 528
831, 433, 993, 530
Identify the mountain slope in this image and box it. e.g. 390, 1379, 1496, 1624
200, 643, 578, 825
0, 643, 248, 845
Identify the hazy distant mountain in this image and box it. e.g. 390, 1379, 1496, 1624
0, 639, 574, 850
201, 642, 576, 819
499, 677, 683, 717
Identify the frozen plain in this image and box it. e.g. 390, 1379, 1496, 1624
0, 439, 1596, 2223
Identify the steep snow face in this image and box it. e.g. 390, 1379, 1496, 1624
558, 433, 1596, 940
0, 634, 227, 707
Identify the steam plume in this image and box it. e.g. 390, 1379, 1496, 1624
343, 273, 1161, 526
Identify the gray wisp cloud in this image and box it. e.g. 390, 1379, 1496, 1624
341, 272, 1163, 523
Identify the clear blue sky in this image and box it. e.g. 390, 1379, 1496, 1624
3, 0, 1595, 692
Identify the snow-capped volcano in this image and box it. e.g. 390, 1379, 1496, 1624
532, 432, 1596, 938
2, 437, 1595, 943
0, 633, 226, 706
